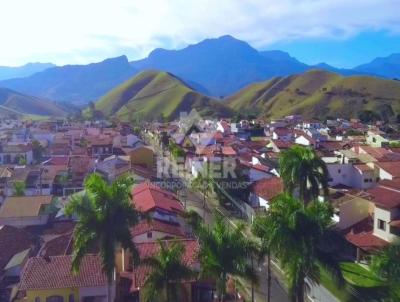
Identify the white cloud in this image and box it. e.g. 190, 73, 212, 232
0, 0, 399, 65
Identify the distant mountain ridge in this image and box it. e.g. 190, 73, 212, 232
355, 53, 400, 79
0, 87, 66, 117
0, 56, 137, 104
1, 36, 400, 104
0, 62, 55, 81
131, 35, 311, 97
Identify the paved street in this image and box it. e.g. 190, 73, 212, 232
184, 181, 290, 302
145, 134, 292, 302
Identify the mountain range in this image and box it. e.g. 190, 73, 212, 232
355, 53, 400, 79
1, 35, 400, 104
0, 57, 137, 104
0, 62, 55, 81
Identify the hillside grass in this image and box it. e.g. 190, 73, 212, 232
0, 88, 66, 117
95, 70, 231, 121
226, 69, 400, 120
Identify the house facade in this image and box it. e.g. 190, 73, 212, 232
15, 255, 112, 302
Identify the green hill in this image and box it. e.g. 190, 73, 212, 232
95, 70, 232, 121
0, 88, 66, 117
225, 70, 400, 120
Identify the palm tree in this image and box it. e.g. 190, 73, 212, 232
57, 171, 70, 196
371, 241, 400, 300
196, 213, 258, 301
183, 209, 203, 235
65, 173, 140, 302
191, 164, 214, 219
13, 181, 25, 196
141, 240, 196, 302
279, 145, 329, 204
252, 215, 273, 302
255, 193, 344, 302
32, 139, 44, 163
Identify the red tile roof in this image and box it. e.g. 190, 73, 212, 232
86, 135, 113, 146
358, 146, 392, 159
319, 141, 348, 151
131, 220, 185, 238
379, 178, 400, 190
0, 225, 37, 271
271, 140, 293, 149
241, 162, 271, 173
41, 221, 76, 236
129, 239, 199, 291
222, 146, 236, 156
366, 185, 400, 209
376, 161, 400, 178
131, 182, 184, 213
273, 127, 292, 136
344, 217, 389, 252
354, 164, 373, 173
39, 233, 73, 258
251, 177, 284, 201
19, 255, 107, 290
389, 220, 400, 228
45, 156, 70, 166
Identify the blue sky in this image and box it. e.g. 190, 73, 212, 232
0, 0, 399, 67
267, 31, 400, 68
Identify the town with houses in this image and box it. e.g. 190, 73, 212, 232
0, 112, 399, 302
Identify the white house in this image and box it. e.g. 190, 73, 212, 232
249, 177, 283, 210
216, 120, 231, 134
327, 163, 377, 189
131, 220, 185, 243
330, 187, 396, 261
299, 120, 322, 130
272, 128, 292, 141
295, 134, 317, 148
0, 143, 33, 165
368, 184, 400, 242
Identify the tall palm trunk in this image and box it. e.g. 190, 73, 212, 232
166, 285, 170, 302
217, 274, 226, 302
203, 190, 207, 220
267, 252, 271, 302
296, 285, 305, 302
295, 275, 305, 302
107, 280, 112, 302
251, 256, 255, 302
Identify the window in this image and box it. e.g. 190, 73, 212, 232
338, 169, 341, 174
377, 219, 386, 231
35, 298, 40, 302
147, 232, 152, 238
46, 296, 64, 302
68, 295, 75, 302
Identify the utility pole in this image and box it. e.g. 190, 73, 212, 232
39, 166, 43, 195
